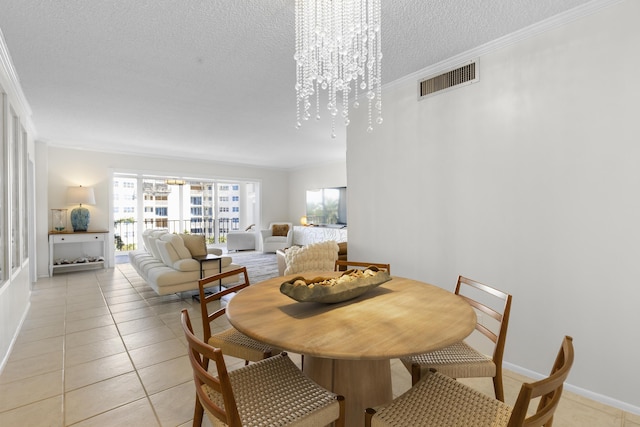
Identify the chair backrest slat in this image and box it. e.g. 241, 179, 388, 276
199, 267, 250, 342
182, 309, 243, 426
456, 276, 512, 364
508, 336, 574, 427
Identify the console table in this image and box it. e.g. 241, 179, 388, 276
292, 225, 347, 246
48, 231, 108, 276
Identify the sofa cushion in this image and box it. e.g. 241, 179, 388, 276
172, 258, 200, 272
147, 230, 168, 260
220, 256, 233, 269
147, 265, 199, 287
272, 223, 290, 237
207, 246, 223, 256
141, 229, 154, 252
201, 256, 234, 276
156, 240, 200, 272
156, 239, 181, 267
180, 233, 207, 257
265, 235, 288, 243
161, 233, 192, 259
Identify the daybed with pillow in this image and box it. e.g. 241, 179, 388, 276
128, 229, 242, 295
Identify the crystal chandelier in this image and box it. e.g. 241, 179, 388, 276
294, 0, 383, 138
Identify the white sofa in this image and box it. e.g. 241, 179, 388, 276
128, 229, 242, 295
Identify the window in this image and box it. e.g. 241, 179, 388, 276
11, 110, 19, 271
113, 173, 260, 248
21, 127, 27, 263
232, 196, 239, 202
232, 207, 239, 212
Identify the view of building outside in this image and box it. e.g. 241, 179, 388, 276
113, 174, 257, 252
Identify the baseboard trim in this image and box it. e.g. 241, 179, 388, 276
503, 361, 640, 416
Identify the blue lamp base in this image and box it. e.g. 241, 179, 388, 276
71, 206, 90, 232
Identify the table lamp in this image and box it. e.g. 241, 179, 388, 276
67, 185, 95, 232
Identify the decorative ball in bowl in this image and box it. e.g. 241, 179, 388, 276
280, 267, 392, 304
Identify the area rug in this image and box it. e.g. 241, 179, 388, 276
229, 251, 279, 284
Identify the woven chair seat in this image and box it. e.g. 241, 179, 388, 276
204, 353, 341, 427
369, 370, 512, 427
209, 327, 279, 363
402, 341, 496, 379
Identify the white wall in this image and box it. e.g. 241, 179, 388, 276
38, 146, 290, 277
288, 161, 347, 225
347, 0, 639, 412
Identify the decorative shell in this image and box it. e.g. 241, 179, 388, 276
280, 267, 392, 303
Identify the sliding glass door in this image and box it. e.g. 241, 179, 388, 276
113, 173, 258, 253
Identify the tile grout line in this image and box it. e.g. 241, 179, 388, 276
96, 266, 164, 427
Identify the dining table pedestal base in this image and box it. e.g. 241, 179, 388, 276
304, 356, 392, 427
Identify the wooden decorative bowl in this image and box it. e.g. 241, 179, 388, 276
280, 267, 392, 304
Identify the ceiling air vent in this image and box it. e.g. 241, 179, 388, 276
418, 60, 479, 100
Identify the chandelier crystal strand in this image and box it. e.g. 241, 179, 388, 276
295, 0, 382, 138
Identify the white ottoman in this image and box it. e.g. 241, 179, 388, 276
227, 231, 256, 251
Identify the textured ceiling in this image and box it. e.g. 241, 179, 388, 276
0, 0, 596, 169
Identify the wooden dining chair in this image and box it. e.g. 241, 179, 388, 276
334, 260, 391, 274
401, 275, 512, 401
198, 267, 279, 367
400, 276, 511, 402
366, 336, 574, 427
181, 310, 345, 427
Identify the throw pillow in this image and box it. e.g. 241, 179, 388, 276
272, 224, 290, 237
180, 234, 207, 257
161, 233, 192, 260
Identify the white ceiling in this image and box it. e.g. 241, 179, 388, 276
0, 0, 596, 169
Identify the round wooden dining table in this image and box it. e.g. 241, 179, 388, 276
226, 271, 476, 426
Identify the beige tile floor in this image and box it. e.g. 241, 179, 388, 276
0, 264, 638, 426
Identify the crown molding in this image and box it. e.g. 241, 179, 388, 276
0, 27, 34, 126
385, 0, 625, 91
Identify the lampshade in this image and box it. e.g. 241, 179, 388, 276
67, 186, 96, 206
